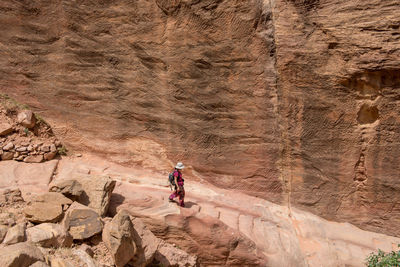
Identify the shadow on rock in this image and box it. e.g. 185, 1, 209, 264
107, 193, 125, 216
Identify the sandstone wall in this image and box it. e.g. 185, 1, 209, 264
0, 0, 399, 237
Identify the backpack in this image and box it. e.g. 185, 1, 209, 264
168, 172, 176, 187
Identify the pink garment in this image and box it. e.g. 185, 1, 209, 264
173, 170, 184, 186
169, 169, 185, 206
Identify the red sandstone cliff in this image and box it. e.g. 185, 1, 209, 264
0, 0, 399, 238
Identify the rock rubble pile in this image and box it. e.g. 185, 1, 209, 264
0, 175, 198, 267
0, 105, 64, 163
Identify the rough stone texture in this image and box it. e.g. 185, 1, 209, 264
29, 261, 50, 267
62, 202, 103, 240
49, 179, 83, 202
72, 249, 98, 267
26, 223, 72, 248
1, 151, 14, 160
49, 258, 74, 267
74, 176, 116, 217
130, 217, 161, 266
0, 212, 16, 226
2, 222, 26, 245
0, 160, 58, 200
155, 241, 198, 267
24, 202, 63, 224
102, 210, 136, 267
0, 122, 13, 136
0, 187, 24, 204
0, 224, 8, 243
33, 192, 72, 207
24, 155, 44, 163
0, 0, 399, 245
0, 241, 45, 267
17, 110, 36, 129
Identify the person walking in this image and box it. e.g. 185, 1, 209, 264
169, 162, 185, 207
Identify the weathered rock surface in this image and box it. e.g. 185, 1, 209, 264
26, 223, 72, 248
62, 202, 103, 240
0, 187, 24, 204
0, 225, 8, 243
0, 241, 45, 267
0, 160, 58, 200
49, 258, 74, 267
72, 249, 98, 267
3, 222, 26, 245
29, 261, 50, 267
102, 210, 136, 267
74, 176, 116, 216
155, 241, 198, 267
0, 123, 13, 136
49, 179, 83, 202
33, 192, 72, 207
24, 202, 63, 224
17, 110, 36, 129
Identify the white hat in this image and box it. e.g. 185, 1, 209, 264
175, 162, 185, 169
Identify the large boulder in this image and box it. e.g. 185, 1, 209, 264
130, 217, 161, 266
24, 202, 63, 224
17, 110, 36, 129
24, 192, 72, 224
0, 241, 45, 267
74, 176, 116, 217
128, 216, 197, 267
102, 210, 137, 267
49, 179, 83, 201
26, 223, 72, 248
62, 202, 103, 240
2, 222, 26, 245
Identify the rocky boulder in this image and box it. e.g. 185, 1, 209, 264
62, 202, 103, 240
102, 210, 137, 267
17, 110, 36, 129
0, 241, 45, 267
24, 202, 63, 224
49, 179, 83, 202
130, 217, 161, 266
26, 223, 72, 248
74, 176, 116, 217
32, 192, 72, 208
2, 222, 26, 245
0, 122, 13, 136
24, 192, 72, 224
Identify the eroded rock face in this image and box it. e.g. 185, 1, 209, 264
73, 176, 116, 217
62, 202, 103, 240
102, 210, 137, 267
0, 0, 399, 238
0, 241, 45, 267
24, 202, 63, 224
26, 223, 72, 248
